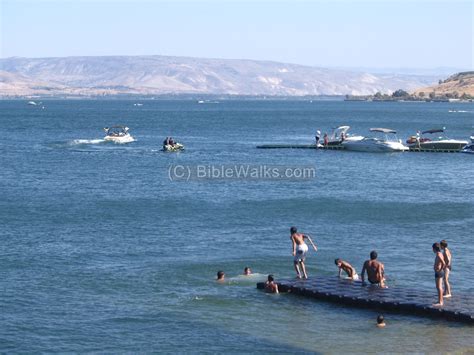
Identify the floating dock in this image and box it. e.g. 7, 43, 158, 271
408, 147, 462, 153
256, 144, 344, 150
257, 277, 474, 324
256, 144, 464, 153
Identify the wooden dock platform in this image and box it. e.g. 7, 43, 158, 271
257, 277, 474, 324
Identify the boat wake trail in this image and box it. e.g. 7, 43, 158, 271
70, 139, 105, 145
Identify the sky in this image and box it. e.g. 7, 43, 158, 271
1, 0, 473, 70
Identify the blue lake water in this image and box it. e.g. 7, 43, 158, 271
1, 100, 473, 352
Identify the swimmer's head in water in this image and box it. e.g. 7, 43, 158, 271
244, 267, 251, 275
290, 226, 297, 234
370, 251, 378, 260
267, 274, 274, 282
217, 271, 225, 280
377, 315, 384, 324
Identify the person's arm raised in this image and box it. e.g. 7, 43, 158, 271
305, 235, 318, 251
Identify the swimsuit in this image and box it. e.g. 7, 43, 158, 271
294, 243, 309, 262
435, 270, 445, 279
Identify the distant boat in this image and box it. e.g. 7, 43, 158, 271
326, 125, 364, 146
133, 103, 143, 106
197, 100, 205, 104
343, 128, 408, 152
406, 129, 468, 151
103, 126, 135, 144
27, 101, 37, 106
461, 136, 474, 154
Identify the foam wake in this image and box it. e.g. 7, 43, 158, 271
70, 139, 105, 145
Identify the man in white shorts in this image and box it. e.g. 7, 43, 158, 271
290, 226, 317, 279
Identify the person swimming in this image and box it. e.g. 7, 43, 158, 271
216, 270, 225, 282
377, 315, 386, 328
243, 267, 252, 276
264, 275, 279, 294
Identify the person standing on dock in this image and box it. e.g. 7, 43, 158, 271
323, 133, 329, 146
433, 243, 446, 307
315, 130, 321, 146
290, 226, 318, 279
361, 251, 386, 288
440, 240, 452, 298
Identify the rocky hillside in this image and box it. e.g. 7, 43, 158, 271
414, 71, 474, 97
0, 55, 439, 97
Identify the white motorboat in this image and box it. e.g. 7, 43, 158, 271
326, 125, 364, 146
103, 126, 135, 144
406, 128, 468, 151
342, 128, 408, 152
461, 136, 474, 154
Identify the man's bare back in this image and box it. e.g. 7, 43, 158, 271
363, 260, 384, 283
291, 232, 306, 247
361, 251, 386, 287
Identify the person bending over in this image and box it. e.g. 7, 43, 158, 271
335, 258, 359, 280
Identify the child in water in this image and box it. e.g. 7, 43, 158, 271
376, 315, 386, 328
265, 275, 279, 294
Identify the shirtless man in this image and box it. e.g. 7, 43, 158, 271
265, 275, 279, 294
361, 251, 386, 288
290, 226, 317, 279
440, 240, 452, 298
335, 259, 359, 280
433, 243, 446, 307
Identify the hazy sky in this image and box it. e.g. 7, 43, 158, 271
1, 0, 472, 69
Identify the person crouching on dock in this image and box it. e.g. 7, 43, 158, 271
335, 259, 359, 280
290, 226, 317, 279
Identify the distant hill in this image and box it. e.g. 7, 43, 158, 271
414, 71, 474, 97
0, 55, 440, 97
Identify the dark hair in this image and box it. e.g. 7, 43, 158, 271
335, 258, 341, 265
268, 274, 274, 282
217, 271, 225, 279
244, 267, 250, 272
370, 251, 378, 260
290, 226, 297, 234
432, 243, 441, 252
440, 240, 448, 248
377, 315, 384, 324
